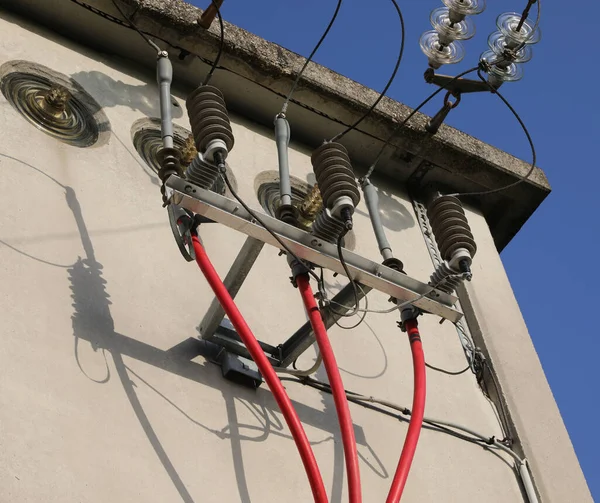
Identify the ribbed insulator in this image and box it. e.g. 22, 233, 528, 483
185, 155, 219, 191
186, 85, 235, 154
311, 142, 360, 210
430, 261, 463, 295
427, 195, 477, 261
311, 209, 346, 244
157, 147, 183, 205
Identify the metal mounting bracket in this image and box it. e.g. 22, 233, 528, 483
166, 175, 462, 323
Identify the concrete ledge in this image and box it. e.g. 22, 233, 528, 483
1, 0, 551, 249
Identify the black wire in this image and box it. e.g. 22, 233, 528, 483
68, 0, 412, 149
202, 0, 225, 86
335, 231, 360, 318
334, 283, 368, 330
330, 0, 405, 142
219, 171, 322, 284
425, 362, 470, 376
447, 69, 538, 198
110, 0, 161, 53
281, 376, 494, 448
281, 0, 344, 116
363, 66, 480, 180
482, 358, 512, 442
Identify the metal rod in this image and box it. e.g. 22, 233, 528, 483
166, 176, 462, 322
198, 236, 265, 340
279, 283, 372, 367
157, 53, 174, 149
361, 178, 393, 261
274, 115, 292, 208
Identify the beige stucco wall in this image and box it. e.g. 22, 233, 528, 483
0, 10, 572, 503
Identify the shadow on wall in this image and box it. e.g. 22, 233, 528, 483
71, 70, 184, 120
306, 172, 415, 232
0, 155, 379, 502
355, 186, 415, 233
1, 155, 517, 501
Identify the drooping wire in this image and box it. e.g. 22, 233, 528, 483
328, 272, 468, 316
336, 231, 360, 318
202, 0, 225, 86
363, 66, 480, 180
425, 362, 470, 376
281, 376, 522, 458
334, 283, 368, 330
446, 69, 537, 198
329, 0, 405, 142
219, 171, 322, 285
280, 0, 344, 116
110, 0, 161, 53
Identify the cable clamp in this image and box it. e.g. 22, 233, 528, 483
287, 253, 313, 287
397, 304, 421, 332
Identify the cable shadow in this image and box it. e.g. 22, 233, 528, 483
112, 131, 160, 187
0, 238, 74, 268
0, 152, 74, 268
337, 320, 388, 380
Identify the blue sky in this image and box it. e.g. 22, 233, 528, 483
192, 0, 599, 496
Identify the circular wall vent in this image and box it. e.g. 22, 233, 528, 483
131, 118, 237, 196
0, 61, 110, 148
254, 171, 356, 250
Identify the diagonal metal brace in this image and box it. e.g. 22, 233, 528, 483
278, 283, 372, 367
198, 236, 265, 340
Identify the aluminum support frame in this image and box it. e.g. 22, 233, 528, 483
166, 176, 462, 323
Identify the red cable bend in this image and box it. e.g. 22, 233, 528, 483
191, 236, 328, 503
386, 319, 426, 503
296, 274, 362, 503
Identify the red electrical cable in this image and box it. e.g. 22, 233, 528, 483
191, 236, 328, 503
296, 274, 362, 503
386, 319, 426, 503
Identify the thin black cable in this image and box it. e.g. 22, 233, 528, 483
447, 69, 537, 198
482, 358, 512, 442
516, 0, 537, 32
334, 283, 368, 330
363, 66, 480, 180
281, 376, 497, 448
329, 0, 405, 143
110, 0, 161, 53
425, 362, 470, 376
335, 231, 360, 318
219, 171, 322, 284
202, 0, 225, 86
69, 0, 408, 147
281, 0, 344, 116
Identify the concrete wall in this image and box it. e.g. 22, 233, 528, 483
0, 9, 585, 503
